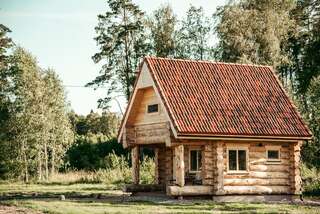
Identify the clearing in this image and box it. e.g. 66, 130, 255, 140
0, 183, 319, 214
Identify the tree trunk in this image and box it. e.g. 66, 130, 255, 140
22, 141, 29, 183
38, 150, 42, 181
44, 143, 49, 181
51, 147, 55, 175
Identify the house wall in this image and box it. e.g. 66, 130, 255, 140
221, 141, 292, 195
166, 140, 300, 195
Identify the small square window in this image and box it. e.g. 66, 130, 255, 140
147, 104, 158, 113
267, 150, 280, 161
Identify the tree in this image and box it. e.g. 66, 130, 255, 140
176, 6, 213, 60
0, 24, 14, 178
147, 4, 177, 57
214, 0, 296, 68
88, 0, 149, 108
8, 47, 45, 182
42, 69, 74, 176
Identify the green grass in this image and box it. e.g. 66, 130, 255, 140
1, 183, 320, 214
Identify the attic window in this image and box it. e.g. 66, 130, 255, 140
147, 104, 159, 114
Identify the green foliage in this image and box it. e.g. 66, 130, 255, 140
64, 137, 128, 171
176, 6, 213, 60
88, 0, 149, 106
140, 156, 155, 184
214, 0, 295, 67
0, 46, 73, 181
301, 163, 320, 195
69, 110, 120, 138
147, 4, 177, 57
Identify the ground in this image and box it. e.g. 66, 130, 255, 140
1, 183, 320, 214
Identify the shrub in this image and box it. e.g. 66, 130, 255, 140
64, 137, 129, 170
301, 163, 320, 195
47, 153, 155, 186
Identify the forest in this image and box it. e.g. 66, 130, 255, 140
0, 0, 319, 195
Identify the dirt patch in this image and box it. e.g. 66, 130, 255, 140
0, 205, 43, 214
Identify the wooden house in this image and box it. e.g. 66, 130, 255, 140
118, 57, 312, 198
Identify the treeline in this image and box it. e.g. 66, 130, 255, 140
0, 24, 123, 180
65, 111, 126, 171
90, 0, 320, 168
0, 25, 74, 181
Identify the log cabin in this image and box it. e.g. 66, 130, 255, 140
117, 57, 312, 199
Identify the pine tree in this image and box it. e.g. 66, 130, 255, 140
88, 0, 149, 107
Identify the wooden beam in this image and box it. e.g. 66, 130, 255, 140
174, 145, 185, 187
223, 185, 290, 195
215, 142, 224, 195
167, 185, 213, 196
131, 146, 140, 184
290, 141, 302, 194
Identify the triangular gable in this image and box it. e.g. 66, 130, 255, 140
117, 61, 178, 143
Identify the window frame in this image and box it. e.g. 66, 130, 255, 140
146, 103, 160, 115
227, 147, 249, 173
266, 146, 281, 163
189, 149, 202, 173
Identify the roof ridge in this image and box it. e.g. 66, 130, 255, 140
144, 56, 272, 68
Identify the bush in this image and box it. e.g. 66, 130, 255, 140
301, 163, 320, 196
64, 137, 129, 170
48, 152, 155, 187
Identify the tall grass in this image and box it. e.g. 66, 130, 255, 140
301, 163, 320, 195
46, 153, 155, 187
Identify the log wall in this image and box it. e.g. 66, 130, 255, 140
222, 141, 293, 195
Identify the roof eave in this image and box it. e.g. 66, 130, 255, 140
176, 132, 312, 142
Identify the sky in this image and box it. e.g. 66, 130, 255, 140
0, 0, 225, 115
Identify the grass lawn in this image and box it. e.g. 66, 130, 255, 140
1, 183, 320, 214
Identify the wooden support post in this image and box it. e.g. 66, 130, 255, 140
154, 148, 159, 185
132, 146, 140, 185
291, 141, 302, 195
174, 145, 185, 187
215, 142, 224, 195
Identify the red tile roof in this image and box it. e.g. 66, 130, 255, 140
144, 57, 312, 138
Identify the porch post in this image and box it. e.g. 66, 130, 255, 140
132, 146, 140, 184
174, 145, 185, 187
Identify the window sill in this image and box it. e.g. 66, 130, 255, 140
227, 171, 249, 175
266, 160, 281, 165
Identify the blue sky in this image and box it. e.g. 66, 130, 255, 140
0, 0, 225, 115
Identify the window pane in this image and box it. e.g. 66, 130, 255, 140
229, 150, 237, 170
147, 104, 158, 113
197, 151, 202, 170
268, 150, 279, 159
190, 150, 198, 171
238, 150, 247, 170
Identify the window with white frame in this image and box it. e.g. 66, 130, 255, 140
228, 149, 247, 171
266, 146, 281, 162
189, 150, 202, 172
